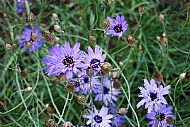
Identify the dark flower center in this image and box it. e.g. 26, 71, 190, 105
90, 59, 100, 69
94, 115, 102, 123
83, 76, 89, 83
62, 56, 74, 67
159, 113, 165, 121
150, 92, 157, 101
74, 81, 80, 87
103, 86, 110, 94
114, 24, 123, 33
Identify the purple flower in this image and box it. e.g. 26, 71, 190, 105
83, 106, 113, 127
137, 79, 171, 113
74, 71, 102, 95
17, 0, 25, 3
146, 105, 175, 127
43, 42, 84, 79
83, 45, 106, 72
16, 4, 23, 14
109, 105, 126, 127
19, 27, 44, 53
94, 75, 121, 106
106, 15, 128, 37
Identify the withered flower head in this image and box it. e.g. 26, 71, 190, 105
138, 5, 145, 14
62, 121, 73, 127
158, 13, 164, 22
102, 19, 110, 29
101, 62, 112, 74
66, 83, 75, 92
76, 95, 86, 104
88, 36, 96, 44
26, 12, 36, 23
42, 30, 56, 44
153, 71, 163, 84
113, 79, 121, 89
166, 116, 174, 125
127, 35, 137, 45
112, 71, 120, 79
45, 119, 56, 127
118, 108, 128, 116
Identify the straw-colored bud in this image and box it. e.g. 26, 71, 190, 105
112, 71, 120, 79
88, 36, 96, 43
102, 19, 110, 29
53, 25, 62, 32
158, 13, 164, 22
118, 108, 128, 116
47, 105, 54, 116
27, 12, 36, 23
25, 41, 33, 48
42, 30, 56, 44
138, 5, 145, 14
127, 35, 137, 45
52, 13, 58, 19
86, 68, 94, 77
101, 62, 112, 74
5, 44, 13, 52
82, 109, 89, 115
0, 99, 7, 106
77, 95, 86, 104
24, 87, 32, 92
62, 121, 73, 127
156, 36, 161, 41
20, 69, 28, 78
59, 73, 67, 82
119, 61, 124, 68
31, 32, 38, 41
113, 79, 121, 89
137, 43, 142, 51
153, 71, 163, 84
45, 119, 56, 127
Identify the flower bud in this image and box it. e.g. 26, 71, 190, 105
127, 35, 137, 45
31, 32, 38, 41
82, 109, 89, 115
51, 77, 59, 85
166, 116, 174, 125
53, 24, 62, 32
0, 99, 7, 106
153, 71, 163, 84
42, 30, 56, 44
76, 95, 86, 104
119, 61, 124, 68
45, 119, 56, 127
86, 68, 94, 77
101, 62, 112, 74
58, 73, 67, 82
46, 104, 54, 116
24, 87, 32, 92
66, 83, 75, 92
52, 13, 58, 19
112, 71, 120, 79
88, 36, 96, 44
137, 43, 142, 51
26, 12, 36, 23
20, 69, 28, 78
62, 121, 73, 127
113, 79, 121, 89
138, 5, 145, 14
158, 13, 164, 22
5, 44, 13, 52
25, 41, 33, 48
156, 36, 161, 42
102, 19, 110, 29
185, 72, 190, 79
118, 108, 128, 116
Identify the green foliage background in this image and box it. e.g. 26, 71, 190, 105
0, 0, 190, 126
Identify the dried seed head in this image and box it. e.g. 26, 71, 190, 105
102, 19, 110, 29
158, 13, 164, 22
105, 0, 112, 6
62, 121, 73, 127
113, 79, 121, 89
5, 44, 13, 52
86, 68, 94, 77
101, 62, 112, 74
127, 35, 137, 45
45, 119, 56, 127
153, 71, 163, 84
59, 73, 67, 82
137, 43, 142, 51
118, 108, 128, 116
51, 77, 59, 85
166, 116, 174, 125
25, 41, 33, 48
31, 32, 38, 41
53, 25, 62, 32
185, 72, 190, 79
82, 109, 89, 115
77, 95, 86, 104
119, 61, 124, 68
160, 36, 167, 46
88, 36, 96, 44
20, 69, 28, 78
24, 87, 32, 92
27, 12, 36, 23
47, 105, 54, 116
42, 30, 56, 44
112, 71, 120, 79
52, 13, 58, 19
138, 5, 145, 14
156, 36, 161, 41
66, 83, 75, 92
